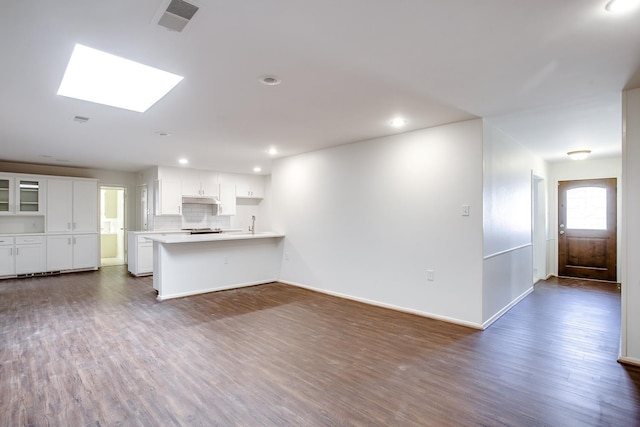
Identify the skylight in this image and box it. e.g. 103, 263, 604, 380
57, 44, 184, 113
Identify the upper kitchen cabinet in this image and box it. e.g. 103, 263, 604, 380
181, 169, 219, 198
0, 174, 45, 215
235, 174, 264, 199
218, 183, 237, 215
155, 179, 182, 216
47, 178, 98, 233
0, 175, 13, 214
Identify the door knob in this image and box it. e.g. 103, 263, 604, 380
560, 230, 565, 235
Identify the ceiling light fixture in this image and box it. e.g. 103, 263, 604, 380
57, 44, 184, 112
179, 158, 189, 165
567, 150, 591, 160
253, 167, 262, 173
605, 0, 639, 12
389, 117, 408, 127
156, 131, 172, 137
268, 147, 278, 155
259, 75, 281, 86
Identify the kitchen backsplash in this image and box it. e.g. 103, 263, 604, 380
152, 204, 232, 231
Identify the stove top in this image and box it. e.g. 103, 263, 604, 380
182, 228, 223, 234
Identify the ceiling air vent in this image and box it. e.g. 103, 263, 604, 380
155, 0, 199, 32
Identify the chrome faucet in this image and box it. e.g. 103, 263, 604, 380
249, 215, 256, 234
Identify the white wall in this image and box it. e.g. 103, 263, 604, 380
621, 88, 640, 365
547, 157, 622, 278
482, 121, 547, 325
272, 119, 485, 326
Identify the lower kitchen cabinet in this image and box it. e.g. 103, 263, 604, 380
0, 236, 15, 276
46, 234, 98, 272
15, 236, 46, 275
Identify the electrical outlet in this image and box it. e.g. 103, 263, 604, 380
462, 205, 470, 216
427, 270, 435, 281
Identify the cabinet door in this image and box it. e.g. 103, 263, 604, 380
236, 175, 264, 198
0, 245, 15, 276
46, 235, 73, 271
15, 242, 46, 274
0, 176, 14, 214
47, 179, 73, 232
218, 183, 236, 215
73, 234, 98, 269
17, 178, 45, 214
156, 180, 182, 215
138, 237, 154, 273
73, 180, 98, 232
200, 172, 219, 197
181, 169, 202, 196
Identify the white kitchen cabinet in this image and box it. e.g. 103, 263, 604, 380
155, 179, 182, 215
46, 234, 99, 271
0, 176, 13, 214
15, 235, 46, 275
181, 170, 219, 198
127, 232, 188, 276
72, 180, 98, 232
16, 177, 45, 214
128, 233, 155, 276
235, 175, 264, 199
218, 183, 236, 215
47, 178, 98, 233
0, 175, 45, 215
0, 236, 15, 276
46, 235, 73, 271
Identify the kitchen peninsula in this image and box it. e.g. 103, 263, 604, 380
146, 232, 284, 300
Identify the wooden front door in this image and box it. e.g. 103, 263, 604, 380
558, 178, 617, 281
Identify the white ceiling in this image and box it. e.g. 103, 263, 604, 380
1, 0, 638, 174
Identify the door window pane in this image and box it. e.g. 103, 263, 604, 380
566, 187, 607, 230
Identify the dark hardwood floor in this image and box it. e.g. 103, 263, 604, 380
1, 269, 639, 426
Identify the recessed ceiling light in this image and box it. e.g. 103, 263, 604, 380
605, 0, 639, 12
268, 147, 278, 155
389, 117, 408, 127
253, 167, 262, 173
57, 44, 184, 113
567, 150, 591, 160
259, 75, 281, 86
179, 158, 189, 165
156, 131, 172, 137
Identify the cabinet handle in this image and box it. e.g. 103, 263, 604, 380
68, 222, 71, 230
68, 238, 71, 245
73, 237, 76, 245
16, 248, 19, 256
73, 222, 76, 230
10, 248, 13, 256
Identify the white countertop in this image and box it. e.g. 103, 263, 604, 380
127, 229, 243, 236
145, 231, 284, 244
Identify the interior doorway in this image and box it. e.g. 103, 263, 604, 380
100, 186, 126, 267
558, 178, 617, 281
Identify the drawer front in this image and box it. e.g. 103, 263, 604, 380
0, 236, 14, 245
16, 235, 45, 245
138, 235, 155, 246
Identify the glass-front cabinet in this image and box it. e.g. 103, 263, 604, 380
0, 175, 45, 215
17, 179, 43, 214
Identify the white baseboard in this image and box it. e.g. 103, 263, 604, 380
157, 278, 277, 301
279, 280, 484, 330
618, 356, 640, 367
481, 286, 534, 329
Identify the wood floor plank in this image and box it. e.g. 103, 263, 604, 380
1, 269, 639, 426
